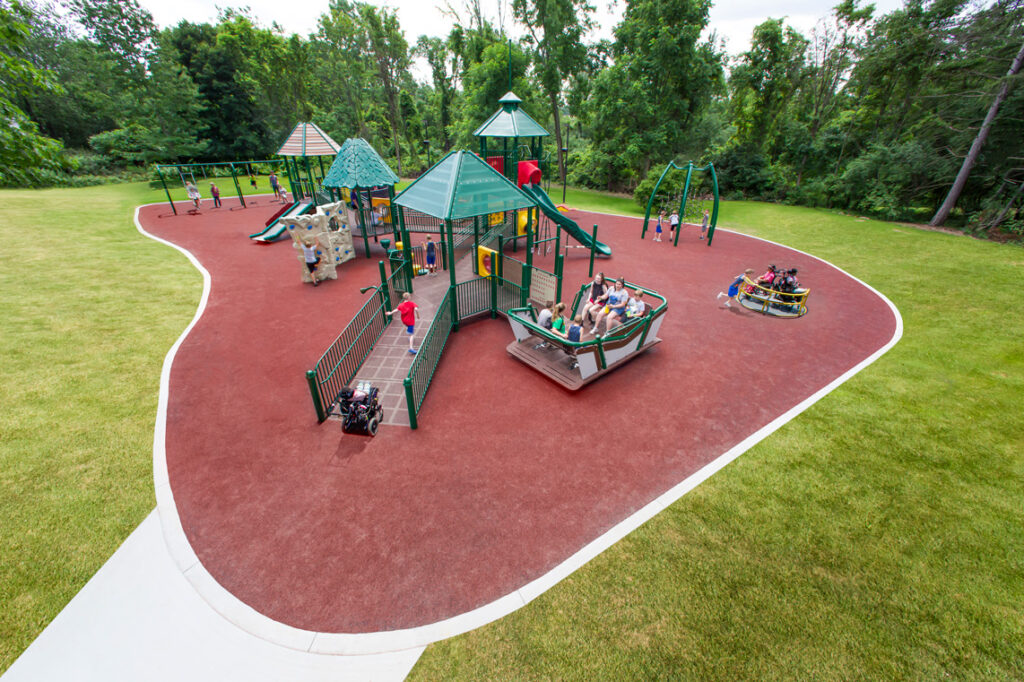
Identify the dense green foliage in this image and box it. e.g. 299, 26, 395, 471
2, 0, 1023, 233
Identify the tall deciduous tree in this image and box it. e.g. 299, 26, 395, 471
581, 0, 723, 190
359, 4, 410, 174
0, 0, 68, 186
512, 0, 593, 180
930, 38, 1024, 225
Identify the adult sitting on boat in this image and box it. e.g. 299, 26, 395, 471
579, 272, 608, 326
591, 278, 629, 337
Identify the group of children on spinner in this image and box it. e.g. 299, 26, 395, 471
653, 208, 710, 241
537, 272, 647, 343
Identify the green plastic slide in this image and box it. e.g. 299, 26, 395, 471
249, 200, 314, 242
521, 184, 611, 257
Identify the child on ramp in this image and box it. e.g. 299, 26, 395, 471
717, 269, 755, 307
387, 292, 420, 354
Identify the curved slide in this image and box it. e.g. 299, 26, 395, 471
521, 183, 612, 257
249, 200, 315, 242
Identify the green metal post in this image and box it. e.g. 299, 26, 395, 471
675, 164, 694, 248
306, 370, 327, 422
404, 377, 418, 429
378, 260, 392, 313
446, 220, 457, 291
388, 185, 400, 244
229, 163, 245, 208
555, 251, 564, 303
707, 162, 719, 247
304, 156, 315, 201
156, 166, 177, 216
400, 206, 413, 292
490, 268, 498, 318
355, 187, 371, 258
589, 224, 598, 277
473, 216, 480, 275
641, 161, 677, 239
522, 208, 534, 306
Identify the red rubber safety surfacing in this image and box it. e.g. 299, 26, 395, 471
139, 198, 898, 633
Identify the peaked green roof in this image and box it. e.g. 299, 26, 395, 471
473, 91, 549, 139
394, 150, 537, 220
322, 138, 399, 189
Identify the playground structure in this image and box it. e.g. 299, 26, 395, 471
474, 91, 553, 185
738, 276, 810, 317
155, 159, 287, 216
641, 161, 720, 246
250, 123, 341, 243
506, 280, 667, 390
475, 92, 610, 259
282, 200, 356, 284
321, 138, 402, 258
304, 93, 645, 429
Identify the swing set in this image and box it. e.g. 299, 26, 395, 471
155, 159, 288, 215
640, 161, 720, 246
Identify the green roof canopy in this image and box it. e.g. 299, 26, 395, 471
322, 138, 399, 189
472, 91, 549, 139
395, 150, 537, 220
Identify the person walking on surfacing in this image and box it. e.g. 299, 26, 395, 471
717, 269, 755, 307
387, 292, 420, 354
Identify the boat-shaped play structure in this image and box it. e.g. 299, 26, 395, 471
506, 281, 667, 390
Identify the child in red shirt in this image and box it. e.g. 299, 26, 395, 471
387, 292, 420, 354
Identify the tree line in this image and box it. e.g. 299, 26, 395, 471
1, 0, 1022, 234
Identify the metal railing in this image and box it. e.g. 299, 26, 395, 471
306, 265, 408, 422
403, 288, 455, 429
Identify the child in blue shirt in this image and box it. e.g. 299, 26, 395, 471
718, 269, 755, 307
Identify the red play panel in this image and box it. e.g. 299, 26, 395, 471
139, 199, 897, 633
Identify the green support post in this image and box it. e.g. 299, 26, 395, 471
378, 260, 392, 313
490, 268, 498, 318
304, 156, 315, 202
400, 208, 413, 292
355, 187, 371, 259
229, 163, 245, 208
523, 208, 534, 306
641, 161, 677, 239
404, 377, 418, 430
589, 224, 598, 277
473, 217, 480, 274
674, 164, 694, 248
388, 185, 400, 244
306, 370, 327, 423
444, 219, 456, 288
555, 251, 564, 303
707, 162, 719, 247
156, 166, 177, 216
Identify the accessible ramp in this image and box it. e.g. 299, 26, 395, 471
249, 199, 315, 242
521, 183, 612, 257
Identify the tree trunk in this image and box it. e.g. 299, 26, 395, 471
986, 180, 1024, 232
930, 39, 1024, 226
549, 90, 564, 181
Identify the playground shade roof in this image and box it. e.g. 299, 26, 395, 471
321, 138, 399, 189
472, 91, 549, 139
276, 122, 341, 157
395, 150, 537, 220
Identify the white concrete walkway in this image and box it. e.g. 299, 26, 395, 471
1, 512, 423, 682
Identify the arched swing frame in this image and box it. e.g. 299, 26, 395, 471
640, 161, 720, 246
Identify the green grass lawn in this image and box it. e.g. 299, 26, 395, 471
408, 199, 1024, 679
0, 184, 1021, 678
0, 183, 201, 670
